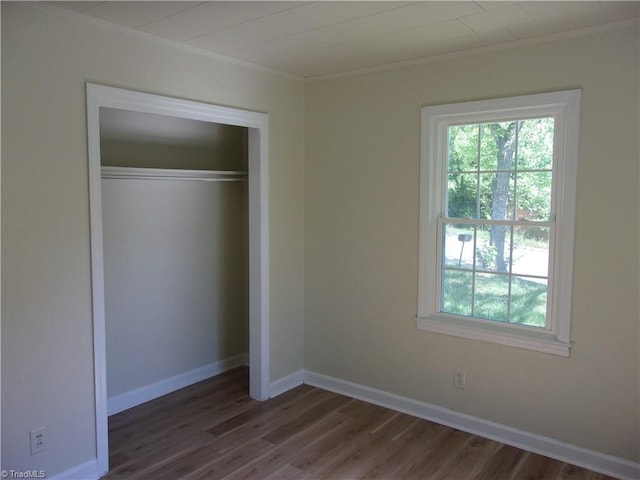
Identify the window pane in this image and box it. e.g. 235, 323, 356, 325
517, 118, 554, 171
447, 173, 477, 219
420, 91, 580, 353
480, 122, 518, 171
510, 276, 547, 327
515, 171, 552, 221
480, 172, 514, 220
448, 124, 479, 172
442, 269, 473, 316
474, 273, 509, 322
512, 226, 549, 277
475, 225, 511, 273
479, 124, 497, 171
443, 223, 475, 269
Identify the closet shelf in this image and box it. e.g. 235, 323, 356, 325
101, 166, 248, 182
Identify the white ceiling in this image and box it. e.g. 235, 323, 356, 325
50, 1, 640, 78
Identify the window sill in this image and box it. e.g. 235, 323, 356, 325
416, 314, 571, 357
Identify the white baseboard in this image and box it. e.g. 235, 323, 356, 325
50, 459, 99, 480
304, 370, 640, 480
270, 369, 304, 398
107, 354, 249, 415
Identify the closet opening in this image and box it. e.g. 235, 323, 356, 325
87, 84, 270, 477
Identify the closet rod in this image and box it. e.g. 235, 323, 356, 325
101, 166, 247, 182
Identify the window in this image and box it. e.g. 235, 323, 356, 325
417, 91, 581, 356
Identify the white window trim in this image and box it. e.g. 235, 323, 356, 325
417, 90, 581, 357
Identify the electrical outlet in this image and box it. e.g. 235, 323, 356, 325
453, 369, 466, 389
30, 427, 47, 454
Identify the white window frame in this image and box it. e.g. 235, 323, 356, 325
417, 90, 581, 357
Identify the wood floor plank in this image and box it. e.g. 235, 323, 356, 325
394, 427, 473, 479
292, 402, 398, 475
105, 431, 216, 479
206, 387, 339, 457
279, 412, 363, 474
369, 411, 419, 439
207, 386, 323, 438
261, 393, 351, 444
180, 438, 276, 480
431, 434, 503, 480
222, 412, 351, 480
511, 452, 565, 480
310, 415, 420, 479
106, 451, 130, 471
556, 463, 619, 480
111, 393, 255, 458
474, 443, 528, 480
109, 384, 251, 449
259, 463, 310, 480
101, 367, 615, 480
109, 368, 248, 432
359, 420, 452, 479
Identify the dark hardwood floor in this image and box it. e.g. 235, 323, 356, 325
102, 367, 616, 479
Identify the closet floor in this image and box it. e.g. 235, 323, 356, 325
102, 367, 615, 480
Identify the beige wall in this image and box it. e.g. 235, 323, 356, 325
103, 178, 248, 398
1, 2, 304, 475
304, 25, 639, 462
100, 109, 249, 171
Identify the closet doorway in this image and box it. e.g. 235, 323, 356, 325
86, 84, 270, 477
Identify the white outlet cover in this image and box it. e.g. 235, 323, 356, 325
30, 427, 47, 454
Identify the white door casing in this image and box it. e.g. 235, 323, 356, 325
86, 83, 270, 476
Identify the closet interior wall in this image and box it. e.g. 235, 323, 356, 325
100, 108, 249, 409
